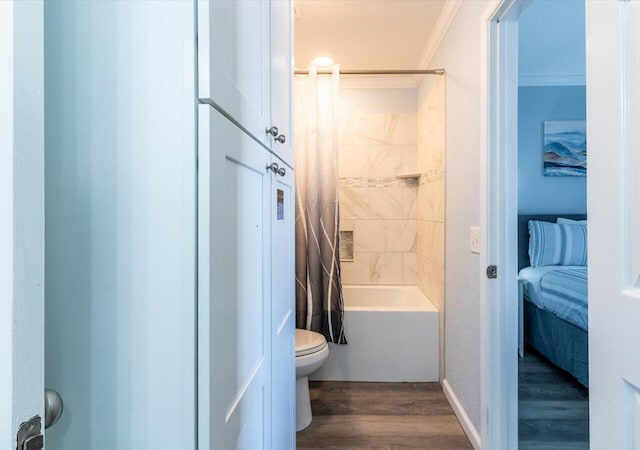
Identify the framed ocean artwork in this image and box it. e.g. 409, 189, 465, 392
543, 120, 587, 177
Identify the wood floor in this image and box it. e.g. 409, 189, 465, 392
518, 348, 589, 450
296, 381, 473, 450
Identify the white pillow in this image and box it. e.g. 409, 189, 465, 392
557, 217, 587, 225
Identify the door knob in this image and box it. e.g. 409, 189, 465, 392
277, 167, 286, 177
44, 389, 63, 429
275, 134, 286, 144
266, 126, 279, 137
267, 162, 280, 173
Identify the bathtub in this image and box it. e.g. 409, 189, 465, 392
310, 285, 440, 382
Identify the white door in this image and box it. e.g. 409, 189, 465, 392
270, 157, 296, 450
198, 104, 273, 449
44, 2, 197, 448
587, 2, 640, 448
269, 0, 294, 166
0, 1, 45, 447
198, 0, 272, 148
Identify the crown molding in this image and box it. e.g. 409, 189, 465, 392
417, 0, 463, 71
519, 74, 586, 86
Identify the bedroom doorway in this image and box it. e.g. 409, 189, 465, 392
515, 2, 589, 449
483, 1, 589, 449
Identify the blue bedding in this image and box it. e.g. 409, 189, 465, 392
519, 265, 588, 331
524, 300, 589, 387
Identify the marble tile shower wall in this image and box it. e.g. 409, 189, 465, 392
338, 108, 418, 285
417, 77, 446, 313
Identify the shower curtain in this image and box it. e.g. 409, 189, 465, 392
294, 66, 347, 344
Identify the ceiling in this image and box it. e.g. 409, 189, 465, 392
294, 0, 447, 71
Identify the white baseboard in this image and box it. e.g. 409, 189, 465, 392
442, 379, 481, 450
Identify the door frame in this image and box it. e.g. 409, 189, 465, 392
481, 1, 531, 449
0, 0, 45, 446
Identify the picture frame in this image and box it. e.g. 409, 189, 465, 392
543, 120, 587, 177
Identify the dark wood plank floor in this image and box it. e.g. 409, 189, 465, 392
297, 381, 473, 449
519, 348, 589, 450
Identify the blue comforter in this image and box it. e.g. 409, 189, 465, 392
519, 265, 588, 331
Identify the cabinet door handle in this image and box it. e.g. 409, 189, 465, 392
266, 126, 279, 137
277, 167, 286, 177
266, 162, 279, 173
275, 134, 286, 144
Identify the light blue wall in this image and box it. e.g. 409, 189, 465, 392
519, 0, 585, 85
518, 86, 586, 214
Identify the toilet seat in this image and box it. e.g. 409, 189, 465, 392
295, 329, 327, 357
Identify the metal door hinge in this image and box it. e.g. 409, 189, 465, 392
16, 416, 43, 450
486, 265, 498, 279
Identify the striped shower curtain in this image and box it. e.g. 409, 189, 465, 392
294, 66, 347, 344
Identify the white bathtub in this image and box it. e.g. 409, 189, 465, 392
310, 285, 440, 382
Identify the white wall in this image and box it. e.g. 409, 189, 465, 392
421, 1, 505, 437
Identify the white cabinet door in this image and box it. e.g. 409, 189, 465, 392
586, 2, 640, 448
270, 157, 295, 450
198, 105, 273, 450
269, 0, 294, 167
198, 0, 271, 148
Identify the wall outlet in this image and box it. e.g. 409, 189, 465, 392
470, 226, 480, 254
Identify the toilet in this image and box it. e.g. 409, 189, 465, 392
295, 328, 330, 431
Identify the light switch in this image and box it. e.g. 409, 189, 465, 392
470, 226, 480, 254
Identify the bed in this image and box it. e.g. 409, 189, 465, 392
518, 214, 589, 387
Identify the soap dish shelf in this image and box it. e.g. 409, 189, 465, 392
396, 173, 421, 180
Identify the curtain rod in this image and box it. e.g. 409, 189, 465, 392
294, 69, 445, 75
